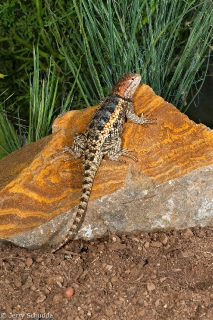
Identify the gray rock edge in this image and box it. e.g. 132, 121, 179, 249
1, 163, 213, 249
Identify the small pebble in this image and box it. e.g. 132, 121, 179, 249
36, 293, 47, 303
160, 234, 168, 245
147, 282, 156, 292
197, 230, 205, 238
25, 257, 33, 267
182, 228, 194, 238
150, 241, 162, 248
144, 241, 150, 249
64, 287, 75, 298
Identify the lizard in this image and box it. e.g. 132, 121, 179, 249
52, 72, 155, 253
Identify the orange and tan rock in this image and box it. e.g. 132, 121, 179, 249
1, 84, 213, 249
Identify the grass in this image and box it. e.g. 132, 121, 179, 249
49, 0, 212, 109
0, 0, 212, 158
0, 49, 76, 157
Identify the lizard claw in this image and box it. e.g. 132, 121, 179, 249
140, 113, 157, 125
54, 146, 81, 162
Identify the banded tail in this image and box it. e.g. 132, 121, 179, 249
52, 155, 101, 253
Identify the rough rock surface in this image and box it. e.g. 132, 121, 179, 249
0, 84, 213, 248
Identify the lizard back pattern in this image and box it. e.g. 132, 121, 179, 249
52, 73, 155, 252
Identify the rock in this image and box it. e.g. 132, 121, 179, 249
160, 233, 168, 245
150, 241, 162, 248
147, 282, 156, 292
182, 228, 194, 238
196, 230, 205, 238
1, 84, 213, 249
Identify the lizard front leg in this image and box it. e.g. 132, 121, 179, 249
126, 103, 156, 125
103, 137, 137, 162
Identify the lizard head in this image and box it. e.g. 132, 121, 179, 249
111, 73, 141, 99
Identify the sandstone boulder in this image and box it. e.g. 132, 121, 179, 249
0, 84, 213, 249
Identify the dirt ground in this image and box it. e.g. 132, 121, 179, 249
1, 226, 213, 320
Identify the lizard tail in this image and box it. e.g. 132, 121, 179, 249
52, 157, 100, 253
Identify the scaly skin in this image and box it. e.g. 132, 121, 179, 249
52, 73, 155, 253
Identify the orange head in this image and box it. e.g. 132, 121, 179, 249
110, 73, 141, 99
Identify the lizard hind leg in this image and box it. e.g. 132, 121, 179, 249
103, 137, 138, 162
61, 133, 86, 159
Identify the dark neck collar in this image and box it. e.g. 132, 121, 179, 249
109, 93, 132, 102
